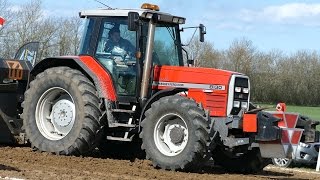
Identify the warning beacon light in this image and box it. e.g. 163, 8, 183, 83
141, 3, 160, 11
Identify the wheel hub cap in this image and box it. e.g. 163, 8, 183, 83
35, 87, 76, 141
153, 113, 189, 156
52, 99, 75, 127
169, 126, 185, 144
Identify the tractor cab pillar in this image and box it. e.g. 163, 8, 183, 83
139, 14, 157, 105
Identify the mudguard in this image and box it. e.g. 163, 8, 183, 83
139, 88, 188, 125
31, 55, 117, 101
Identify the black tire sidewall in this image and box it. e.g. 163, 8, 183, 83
25, 73, 86, 153
143, 100, 200, 168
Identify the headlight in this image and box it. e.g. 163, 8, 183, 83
241, 102, 248, 109
299, 142, 311, 148
243, 88, 249, 94
233, 101, 240, 108
235, 87, 242, 93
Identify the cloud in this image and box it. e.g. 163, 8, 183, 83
239, 3, 320, 26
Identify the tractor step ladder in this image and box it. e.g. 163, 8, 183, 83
109, 122, 136, 128
106, 135, 134, 141
107, 105, 137, 141
111, 109, 135, 114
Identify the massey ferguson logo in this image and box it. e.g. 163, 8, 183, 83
154, 81, 226, 91
6, 60, 23, 80
209, 85, 225, 90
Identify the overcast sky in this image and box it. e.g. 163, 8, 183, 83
6, 0, 320, 53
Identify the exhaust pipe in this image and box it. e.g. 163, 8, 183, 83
140, 15, 156, 105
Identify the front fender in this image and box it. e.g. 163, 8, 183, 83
139, 88, 188, 131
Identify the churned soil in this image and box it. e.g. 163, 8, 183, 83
0, 146, 318, 180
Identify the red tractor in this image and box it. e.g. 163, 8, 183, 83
0, 3, 319, 173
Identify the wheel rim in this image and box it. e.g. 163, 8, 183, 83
273, 158, 290, 167
153, 113, 188, 157
35, 87, 76, 141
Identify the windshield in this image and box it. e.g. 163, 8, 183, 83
140, 22, 183, 66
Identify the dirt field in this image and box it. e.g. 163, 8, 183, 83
0, 146, 318, 180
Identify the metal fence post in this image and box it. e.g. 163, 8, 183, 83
317, 142, 320, 172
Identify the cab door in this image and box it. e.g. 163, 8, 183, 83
94, 17, 138, 99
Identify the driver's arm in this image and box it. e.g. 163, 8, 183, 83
122, 39, 135, 55
104, 40, 113, 52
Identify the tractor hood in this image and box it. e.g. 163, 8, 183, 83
153, 65, 243, 90
152, 65, 248, 117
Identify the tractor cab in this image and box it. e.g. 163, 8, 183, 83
79, 4, 205, 102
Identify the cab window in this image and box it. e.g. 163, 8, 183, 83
95, 17, 137, 97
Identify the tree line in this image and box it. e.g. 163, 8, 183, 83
188, 37, 320, 106
0, 0, 81, 61
1, 0, 320, 106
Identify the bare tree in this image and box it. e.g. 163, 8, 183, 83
56, 17, 82, 56
0, 0, 11, 33
224, 38, 256, 76
186, 36, 220, 68
0, 0, 13, 57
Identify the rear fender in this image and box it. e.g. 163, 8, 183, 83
31, 55, 117, 101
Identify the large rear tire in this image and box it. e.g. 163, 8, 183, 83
140, 95, 210, 170
23, 67, 102, 155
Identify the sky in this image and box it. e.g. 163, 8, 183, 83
6, 0, 320, 53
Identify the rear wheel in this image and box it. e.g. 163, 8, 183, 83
140, 95, 210, 170
272, 158, 293, 168
23, 67, 102, 155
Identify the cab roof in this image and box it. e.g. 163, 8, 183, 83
79, 8, 186, 24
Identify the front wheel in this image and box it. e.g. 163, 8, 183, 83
140, 95, 210, 170
23, 67, 102, 155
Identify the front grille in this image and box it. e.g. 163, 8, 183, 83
206, 93, 227, 116
230, 77, 249, 115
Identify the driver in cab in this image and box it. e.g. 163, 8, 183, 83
104, 26, 136, 95
104, 27, 135, 56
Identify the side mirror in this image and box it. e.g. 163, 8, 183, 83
128, 12, 139, 31
199, 24, 206, 42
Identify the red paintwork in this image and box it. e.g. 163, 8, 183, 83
78, 55, 117, 101
243, 114, 257, 132
281, 130, 290, 144
153, 65, 240, 117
